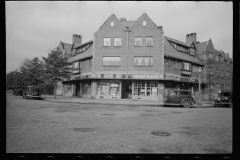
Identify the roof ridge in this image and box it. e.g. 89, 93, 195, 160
165, 36, 189, 46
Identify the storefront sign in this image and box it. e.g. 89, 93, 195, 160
181, 70, 192, 76
110, 84, 119, 87
180, 78, 189, 82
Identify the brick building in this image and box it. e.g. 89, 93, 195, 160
62, 13, 165, 101
57, 13, 232, 101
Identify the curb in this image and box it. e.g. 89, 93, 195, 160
43, 99, 164, 106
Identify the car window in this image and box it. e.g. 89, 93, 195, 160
169, 91, 178, 96
179, 91, 189, 96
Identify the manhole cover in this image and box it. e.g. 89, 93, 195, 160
151, 131, 171, 136
73, 128, 95, 132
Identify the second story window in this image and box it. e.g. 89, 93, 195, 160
146, 37, 153, 46
135, 37, 142, 46
103, 57, 121, 66
103, 38, 110, 47
134, 56, 153, 66
183, 62, 191, 71
114, 38, 121, 46
174, 60, 178, 69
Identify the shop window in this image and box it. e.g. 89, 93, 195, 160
146, 37, 153, 46
109, 83, 120, 96
83, 83, 91, 95
165, 82, 176, 89
133, 81, 158, 96
135, 37, 142, 46
103, 38, 110, 46
134, 57, 153, 66
97, 81, 120, 96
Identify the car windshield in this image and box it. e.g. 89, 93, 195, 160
221, 92, 232, 97
29, 87, 39, 91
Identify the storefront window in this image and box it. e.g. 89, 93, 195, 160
97, 81, 120, 96
83, 83, 91, 95
134, 81, 158, 96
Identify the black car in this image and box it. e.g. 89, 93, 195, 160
164, 90, 196, 108
13, 89, 23, 96
215, 91, 232, 107
23, 86, 41, 99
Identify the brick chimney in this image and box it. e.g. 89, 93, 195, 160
120, 18, 126, 22
186, 33, 197, 45
158, 26, 163, 31
72, 34, 82, 45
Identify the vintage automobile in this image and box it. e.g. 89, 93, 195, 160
23, 86, 41, 99
13, 89, 23, 96
214, 91, 232, 107
164, 90, 196, 108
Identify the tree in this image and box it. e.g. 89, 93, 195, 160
42, 48, 73, 99
200, 58, 224, 102
18, 57, 45, 87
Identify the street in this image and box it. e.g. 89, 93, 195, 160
6, 93, 232, 153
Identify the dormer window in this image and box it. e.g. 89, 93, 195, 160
111, 22, 114, 27
143, 21, 146, 26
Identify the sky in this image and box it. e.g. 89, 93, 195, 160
6, 1, 233, 73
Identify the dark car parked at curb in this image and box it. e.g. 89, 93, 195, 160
164, 90, 196, 108
215, 91, 232, 108
23, 86, 41, 100
13, 89, 23, 96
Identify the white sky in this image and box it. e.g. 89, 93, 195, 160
6, 1, 233, 73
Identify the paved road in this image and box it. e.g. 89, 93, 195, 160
6, 93, 232, 153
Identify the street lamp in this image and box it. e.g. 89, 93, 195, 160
125, 26, 131, 78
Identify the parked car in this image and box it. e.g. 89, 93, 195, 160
164, 90, 196, 108
13, 89, 23, 96
23, 86, 41, 99
214, 91, 232, 107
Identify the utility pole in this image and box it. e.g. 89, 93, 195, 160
125, 27, 131, 78
198, 67, 202, 105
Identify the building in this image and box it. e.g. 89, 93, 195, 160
163, 33, 204, 95
62, 13, 165, 101
57, 13, 232, 101
195, 38, 233, 99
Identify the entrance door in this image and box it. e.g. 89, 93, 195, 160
76, 83, 80, 97
122, 81, 132, 99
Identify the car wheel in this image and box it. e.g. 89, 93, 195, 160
183, 100, 191, 108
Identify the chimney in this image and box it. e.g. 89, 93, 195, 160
186, 32, 197, 45
158, 26, 163, 31
72, 34, 82, 45
120, 18, 126, 22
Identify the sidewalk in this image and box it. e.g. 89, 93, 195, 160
41, 94, 215, 108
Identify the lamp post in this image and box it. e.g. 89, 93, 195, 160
125, 27, 131, 78
198, 67, 202, 105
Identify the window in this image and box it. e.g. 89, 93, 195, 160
114, 38, 121, 46
209, 52, 213, 59
179, 91, 189, 95
135, 37, 142, 46
111, 22, 114, 27
183, 62, 191, 71
146, 37, 153, 46
103, 38, 110, 46
174, 60, 178, 69
72, 61, 80, 74
143, 21, 146, 26
134, 57, 153, 66
169, 91, 178, 96
166, 58, 170, 66
103, 57, 121, 66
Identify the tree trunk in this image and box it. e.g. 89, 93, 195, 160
54, 81, 56, 99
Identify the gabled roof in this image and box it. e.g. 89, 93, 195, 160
165, 36, 190, 47
75, 40, 93, 49
61, 42, 72, 55
68, 43, 93, 63
195, 41, 208, 55
164, 36, 203, 65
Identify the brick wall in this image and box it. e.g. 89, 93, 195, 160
93, 13, 164, 77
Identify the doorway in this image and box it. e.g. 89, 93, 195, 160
122, 80, 132, 99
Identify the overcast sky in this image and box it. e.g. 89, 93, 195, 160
6, 1, 232, 73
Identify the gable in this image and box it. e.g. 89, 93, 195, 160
96, 14, 122, 33
131, 12, 158, 30
205, 39, 215, 53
